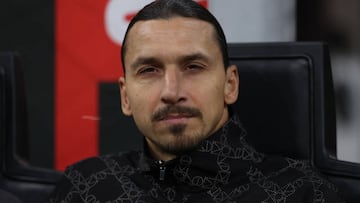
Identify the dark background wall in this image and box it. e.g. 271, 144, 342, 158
0, 0, 54, 168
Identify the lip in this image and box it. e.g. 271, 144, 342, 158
157, 114, 193, 124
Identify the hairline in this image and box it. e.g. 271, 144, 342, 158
122, 16, 224, 73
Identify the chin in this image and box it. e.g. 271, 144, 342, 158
160, 132, 206, 156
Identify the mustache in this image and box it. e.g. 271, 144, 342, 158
152, 105, 202, 121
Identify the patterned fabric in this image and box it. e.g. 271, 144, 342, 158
48, 116, 343, 202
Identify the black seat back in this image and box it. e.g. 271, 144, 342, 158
0, 52, 61, 203
229, 42, 336, 159
228, 42, 359, 202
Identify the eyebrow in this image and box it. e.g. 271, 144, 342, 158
178, 53, 210, 65
130, 52, 211, 70
130, 57, 161, 70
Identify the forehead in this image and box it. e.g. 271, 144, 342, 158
129, 16, 215, 37
124, 17, 221, 66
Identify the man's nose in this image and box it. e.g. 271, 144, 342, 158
160, 69, 184, 104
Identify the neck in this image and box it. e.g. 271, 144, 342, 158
146, 139, 177, 161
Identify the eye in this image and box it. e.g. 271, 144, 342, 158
186, 63, 205, 71
138, 66, 158, 75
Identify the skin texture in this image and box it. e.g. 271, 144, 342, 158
119, 17, 239, 161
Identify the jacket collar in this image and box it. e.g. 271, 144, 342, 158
139, 115, 264, 188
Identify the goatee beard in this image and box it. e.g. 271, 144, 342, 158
169, 124, 186, 136
151, 105, 205, 156
158, 122, 206, 156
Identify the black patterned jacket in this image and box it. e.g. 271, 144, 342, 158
48, 116, 343, 203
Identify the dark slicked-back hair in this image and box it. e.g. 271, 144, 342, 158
121, 0, 229, 72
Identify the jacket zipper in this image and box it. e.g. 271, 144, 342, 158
157, 160, 166, 181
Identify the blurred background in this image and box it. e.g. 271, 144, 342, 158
0, 0, 359, 171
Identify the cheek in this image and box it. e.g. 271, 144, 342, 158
190, 80, 225, 111
128, 93, 152, 132
127, 86, 159, 118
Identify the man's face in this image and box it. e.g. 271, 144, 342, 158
119, 17, 239, 160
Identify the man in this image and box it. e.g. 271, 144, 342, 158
49, 0, 343, 202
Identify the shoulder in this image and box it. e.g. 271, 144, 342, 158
64, 150, 144, 178
257, 156, 344, 202
47, 151, 145, 203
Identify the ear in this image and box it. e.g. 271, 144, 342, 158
118, 77, 132, 116
224, 65, 239, 105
